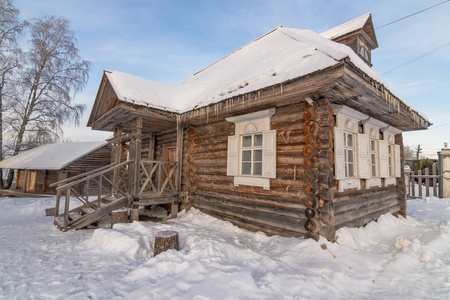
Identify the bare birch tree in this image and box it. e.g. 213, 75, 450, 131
0, 0, 27, 188
2, 14, 91, 188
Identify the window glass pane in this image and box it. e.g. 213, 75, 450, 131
347, 150, 353, 163
254, 134, 262, 147
347, 134, 353, 147
242, 162, 251, 175
242, 136, 252, 147
242, 150, 251, 161
254, 150, 262, 161
348, 163, 354, 177
370, 140, 375, 151
388, 145, 392, 155
372, 165, 376, 177
254, 162, 262, 175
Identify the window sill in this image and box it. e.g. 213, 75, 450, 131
338, 178, 361, 192
234, 176, 270, 190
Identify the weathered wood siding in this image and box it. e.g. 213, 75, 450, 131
333, 187, 401, 229
187, 102, 312, 237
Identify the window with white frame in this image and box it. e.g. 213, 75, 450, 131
344, 132, 355, 178
226, 108, 276, 190
388, 144, 394, 177
241, 133, 263, 176
370, 139, 377, 177
333, 105, 402, 192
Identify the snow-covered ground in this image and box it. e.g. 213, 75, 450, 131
0, 196, 449, 299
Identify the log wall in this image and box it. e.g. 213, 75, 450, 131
187, 101, 312, 237
333, 186, 401, 229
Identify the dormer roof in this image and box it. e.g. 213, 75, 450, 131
321, 13, 378, 50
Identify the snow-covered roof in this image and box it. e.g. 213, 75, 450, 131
320, 13, 372, 40
0, 141, 108, 170
104, 22, 426, 121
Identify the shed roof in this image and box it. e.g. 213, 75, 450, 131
0, 141, 108, 170
96, 17, 426, 121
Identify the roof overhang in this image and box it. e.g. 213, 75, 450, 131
89, 103, 177, 133
323, 62, 430, 131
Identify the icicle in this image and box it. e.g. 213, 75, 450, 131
280, 84, 283, 95
258, 91, 261, 104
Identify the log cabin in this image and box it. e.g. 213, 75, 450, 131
59, 13, 430, 239
0, 142, 111, 195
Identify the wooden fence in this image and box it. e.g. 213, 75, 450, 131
405, 163, 440, 198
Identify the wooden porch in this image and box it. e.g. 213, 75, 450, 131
53, 102, 184, 231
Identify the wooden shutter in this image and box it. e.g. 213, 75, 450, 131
262, 130, 276, 178
357, 134, 370, 179
227, 135, 239, 176
394, 144, 401, 178
379, 139, 389, 178
334, 127, 345, 180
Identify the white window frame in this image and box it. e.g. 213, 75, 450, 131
226, 108, 276, 190
333, 105, 403, 192
382, 129, 402, 186
333, 105, 367, 191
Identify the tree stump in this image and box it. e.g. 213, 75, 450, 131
154, 230, 179, 256
111, 208, 128, 228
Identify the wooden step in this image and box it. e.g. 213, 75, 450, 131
69, 196, 128, 230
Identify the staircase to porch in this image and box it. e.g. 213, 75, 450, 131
52, 160, 180, 231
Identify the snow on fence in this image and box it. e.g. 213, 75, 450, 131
405, 163, 439, 198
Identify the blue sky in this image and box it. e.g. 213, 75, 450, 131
13, 0, 450, 157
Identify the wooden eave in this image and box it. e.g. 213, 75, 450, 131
88, 72, 119, 127
90, 103, 177, 133
323, 61, 430, 131
180, 63, 346, 126
180, 61, 428, 132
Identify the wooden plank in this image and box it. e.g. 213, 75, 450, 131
70, 196, 128, 230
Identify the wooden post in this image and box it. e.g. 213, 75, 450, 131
411, 171, 415, 198
128, 118, 142, 198
432, 163, 438, 197
134, 118, 142, 196
22, 170, 28, 193
175, 119, 183, 192
111, 209, 128, 228
425, 168, 430, 197
55, 171, 67, 217
148, 133, 155, 161
171, 202, 178, 218
154, 230, 179, 256
418, 170, 422, 198
112, 126, 123, 194
130, 207, 139, 222
63, 188, 71, 231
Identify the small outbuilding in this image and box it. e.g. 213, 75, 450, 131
0, 142, 111, 195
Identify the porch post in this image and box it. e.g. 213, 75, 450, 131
128, 118, 142, 198
175, 120, 183, 192
111, 126, 123, 194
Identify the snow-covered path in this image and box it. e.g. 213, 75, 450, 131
0, 196, 449, 299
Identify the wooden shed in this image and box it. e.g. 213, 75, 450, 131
60, 13, 431, 239
0, 142, 111, 195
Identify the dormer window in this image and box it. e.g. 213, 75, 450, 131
360, 45, 370, 62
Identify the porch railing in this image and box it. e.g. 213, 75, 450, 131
139, 160, 178, 195
51, 161, 131, 231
